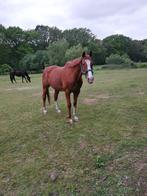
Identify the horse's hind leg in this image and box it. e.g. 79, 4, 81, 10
42, 86, 47, 114
54, 90, 61, 113
10, 74, 14, 83
46, 87, 50, 105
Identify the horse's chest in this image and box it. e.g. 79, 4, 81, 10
70, 80, 83, 92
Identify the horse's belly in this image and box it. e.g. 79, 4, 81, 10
48, 71, 63, 91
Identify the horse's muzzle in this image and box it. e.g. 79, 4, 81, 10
87, 77, 94, 84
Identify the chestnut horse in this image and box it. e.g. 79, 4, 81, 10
42, 51, 94, 123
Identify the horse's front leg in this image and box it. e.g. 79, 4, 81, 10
54, 90, 61, 113
22, 76, 24, 83
65, 90, 73, 124
73, 90, 80, 122
14, 76, 16, 83
24, 76, 28, 83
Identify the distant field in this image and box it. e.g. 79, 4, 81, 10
0, 69, 147, 195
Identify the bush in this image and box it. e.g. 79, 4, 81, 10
135, 62, 147, 68
106, 54, 134, 68
0, 64, 12, 75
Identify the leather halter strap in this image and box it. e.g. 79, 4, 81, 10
80, 61, 93, 75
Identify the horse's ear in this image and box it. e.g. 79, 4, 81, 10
89, 51, 92, 57
82, 51, 85, 58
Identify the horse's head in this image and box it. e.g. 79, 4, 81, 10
25, 72, 31, 82
80, 51, 94, 84
27, 75, 31, 82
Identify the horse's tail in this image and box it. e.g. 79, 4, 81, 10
42, 70, 50, 105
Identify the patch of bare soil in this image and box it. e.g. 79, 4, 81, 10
82, 98, 97, 105
106, 149, 147, 194
132, 91, 145, 97
32, 92, 41, 97
16, 86, 38, 91
96, 94, 110, 99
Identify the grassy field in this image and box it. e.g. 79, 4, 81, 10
0, 69, 147, 195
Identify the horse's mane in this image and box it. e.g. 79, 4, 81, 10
64, 57, 81, 68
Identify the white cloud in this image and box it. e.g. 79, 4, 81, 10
0, 0, 147, 39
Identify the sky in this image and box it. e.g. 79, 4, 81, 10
0, 0, 147, 40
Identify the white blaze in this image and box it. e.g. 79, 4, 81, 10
85, 59, 93, 81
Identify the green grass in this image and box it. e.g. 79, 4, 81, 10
0, 69, 147, 195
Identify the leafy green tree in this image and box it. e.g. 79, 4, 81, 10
0, 64, 11, 75
65, 44, 87, 61
88, 40, 105, 64
142, 39, 147, 61
47, 40, 69, 66
0, 26, 35, 67
0, 25, 12, 65
128, 40, 145, 62
35, 25, 62, 49
19, 50, 49, 71
24, 30, 40, 51
103, 35, 132, 57
63, 28, 95, 47
19, 54, 34, 70
31, 50, 49, 70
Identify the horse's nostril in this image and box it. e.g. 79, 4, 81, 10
87, 77, 94, 84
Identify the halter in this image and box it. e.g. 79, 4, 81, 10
80, 60, 93, 75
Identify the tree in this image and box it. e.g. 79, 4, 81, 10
128, 40, 145, 62
65, 44, 87, 61
31, 50, 49, 70
0, 26, 35, 67
103, 34, 132, 57
0, 64, 11, 75
19, 50, 49, 71
0, 25, 12, 65
88, 40, 105, 64
63, 28, 95, 47
47, 40, 69, 66
35, 25, 62, 49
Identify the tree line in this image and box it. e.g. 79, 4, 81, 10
0, 24, 147, 73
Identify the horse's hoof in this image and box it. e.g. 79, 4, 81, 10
43, 109, 47, 115
67, 118, 73, 124
73, 116, 79, 122
56, 109, 61, 113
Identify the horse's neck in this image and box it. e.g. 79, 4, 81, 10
69, 64, 82, 83
64, 59, 82, 84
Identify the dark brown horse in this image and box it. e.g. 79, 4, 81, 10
42, 51, 94, 123
10, 69, 31, 83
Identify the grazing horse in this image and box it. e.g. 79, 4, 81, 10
10, 69, 31, 83
42, 51, 94, 123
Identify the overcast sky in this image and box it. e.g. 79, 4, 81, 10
0, 0, 147, 40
